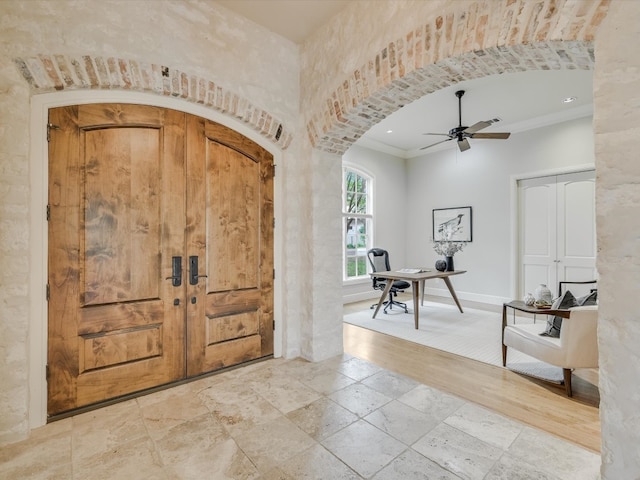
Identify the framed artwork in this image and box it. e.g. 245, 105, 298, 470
432, 206, 472, 242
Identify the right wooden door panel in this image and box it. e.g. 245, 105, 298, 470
185, 117, 274, 377
48, 104, 273, 416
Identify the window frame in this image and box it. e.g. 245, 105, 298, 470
342, 166, 374, 282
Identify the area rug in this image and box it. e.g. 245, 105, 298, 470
344, 300, 564, 382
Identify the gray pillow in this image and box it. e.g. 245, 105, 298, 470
576, 290, 597, 306
540, 290, 577, 338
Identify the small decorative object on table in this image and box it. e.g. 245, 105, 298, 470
433, 238, 464, 272
534, 284, 553, 305
523, 292, 535, 306
435, 259, 447, 272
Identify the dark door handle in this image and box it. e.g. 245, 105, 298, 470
165, 256, 182, 287
189, 256, 208, 285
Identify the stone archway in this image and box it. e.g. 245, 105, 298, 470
305, 0, 608, 154
14, 54, 293, 150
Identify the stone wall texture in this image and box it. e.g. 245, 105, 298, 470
2, 0, 640, 477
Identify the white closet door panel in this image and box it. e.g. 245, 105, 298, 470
558, 173, 596, 261
523, 264, 554, 296
519, 177, 557, 296
522, 184, 554, 257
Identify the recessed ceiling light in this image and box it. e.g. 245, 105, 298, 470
386, 129, 393, 133
563, 96, 577, 103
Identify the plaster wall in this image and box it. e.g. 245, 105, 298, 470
0, 0, 312, 445
593, 2, 640, 478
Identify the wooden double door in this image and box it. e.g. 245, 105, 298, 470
47, 104, 274, 416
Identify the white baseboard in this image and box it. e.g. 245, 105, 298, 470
423, 287, 511, 306
343, 290, 380, 304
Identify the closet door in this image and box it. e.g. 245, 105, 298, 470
519, 170, 596, 298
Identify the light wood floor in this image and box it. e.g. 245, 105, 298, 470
343, 295, 601, 453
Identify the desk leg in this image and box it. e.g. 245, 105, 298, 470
372, 281, 394, 319
420, 279, 425, 306
412, 281, 420, 329
443, 277, 464, 313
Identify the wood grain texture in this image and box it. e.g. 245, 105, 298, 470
48, 104, 274, 415
343, 304, 601, 453
48, 105, 186, 414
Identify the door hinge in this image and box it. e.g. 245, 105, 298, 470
273, 217, 275, 229
46, 283, 50, 301
46, 204, 51, 221
272, 164, 276, 178
46, 364, 50, 381
273, 269, 275, 279
46, 123, 60, 142
273, 320, 275, 331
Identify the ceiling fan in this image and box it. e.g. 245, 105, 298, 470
420, 90, 511, 152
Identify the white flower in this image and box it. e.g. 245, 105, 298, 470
433, 240, 464, 256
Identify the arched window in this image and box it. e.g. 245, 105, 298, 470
342, 167, 373, 281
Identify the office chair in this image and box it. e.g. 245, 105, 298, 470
367, 248, 410, 313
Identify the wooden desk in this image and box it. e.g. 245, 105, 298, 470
371, 270, 466, 329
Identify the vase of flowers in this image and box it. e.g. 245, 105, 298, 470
433, 239, 464, 271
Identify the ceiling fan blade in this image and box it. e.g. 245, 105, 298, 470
471, 132, 511, 139
422, 132, 452, 137
420, 138, 453, 150
457, 138, 470, 152
463, 121, 491, 134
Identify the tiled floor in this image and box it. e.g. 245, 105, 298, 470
1, 355, 601, 479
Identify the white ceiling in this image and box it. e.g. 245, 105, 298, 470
214, 1, 594, 156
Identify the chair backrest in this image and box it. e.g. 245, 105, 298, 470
558, 279, 597, 297
367, 248, 391, 287
559, 305, 598, 368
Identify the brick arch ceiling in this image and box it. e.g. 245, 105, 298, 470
306, 0, 610, 155
13, 55, 293, 150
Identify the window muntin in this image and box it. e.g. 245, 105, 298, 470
343, 169, 373, 281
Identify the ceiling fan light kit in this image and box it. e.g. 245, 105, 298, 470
421, 90, 511, 152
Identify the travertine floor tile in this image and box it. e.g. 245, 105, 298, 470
273, 444, 361, 479
0, 430, 71, 480
71, 399, 147, 464
286, 397, 358, 440
1, 355, 601, 480
364, 399, 440, 445
154, 412, 259, 480
232, 416, 316, 473
372, 449, 463, 480
507, 426, 601, 480
443, 402, 524, 450
336, 356, 383, 381
397, 384, 465, 419
361, 370, 420, 398
412, 422, 503, 480
322, 419, 406, 478
329, 382, 392, 417
197, 379, 283, 434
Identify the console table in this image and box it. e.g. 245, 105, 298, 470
502, 300, 571, 327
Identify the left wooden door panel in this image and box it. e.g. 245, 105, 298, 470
48, 105, 187, 414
